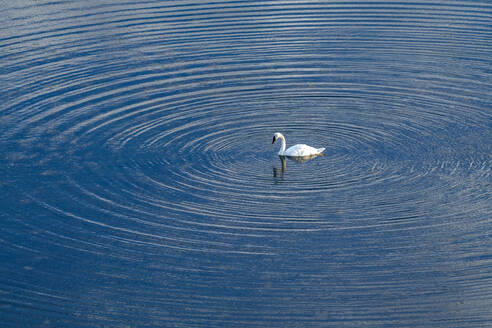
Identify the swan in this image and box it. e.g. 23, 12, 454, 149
272, 132, 325, 157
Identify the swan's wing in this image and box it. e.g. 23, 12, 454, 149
285, 144, 320, 156
284, 144, 305, 156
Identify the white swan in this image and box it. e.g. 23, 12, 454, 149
272, 132, 325, 157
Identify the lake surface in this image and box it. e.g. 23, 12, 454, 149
1, 1, 491, 327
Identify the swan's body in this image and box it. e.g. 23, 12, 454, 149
272, 132, 325, 157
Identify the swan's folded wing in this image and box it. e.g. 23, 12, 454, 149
285, 144, 320, 156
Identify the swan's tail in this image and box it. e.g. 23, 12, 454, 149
317, 147, 325, 154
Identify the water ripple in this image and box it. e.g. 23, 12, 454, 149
1, 0, 491, 327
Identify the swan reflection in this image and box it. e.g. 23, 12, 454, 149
273, 154, 324, 179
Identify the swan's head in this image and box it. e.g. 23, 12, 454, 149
272, 132, 283, 144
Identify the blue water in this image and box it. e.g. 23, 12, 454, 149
1, 1, 491, 327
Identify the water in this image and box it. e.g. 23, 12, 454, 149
1, 1, 491, 327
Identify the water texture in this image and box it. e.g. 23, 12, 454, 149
1, 1, 491, 327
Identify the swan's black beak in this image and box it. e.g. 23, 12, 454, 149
272, 136, 276, 144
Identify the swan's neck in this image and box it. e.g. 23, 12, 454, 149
278, 135, 286, 155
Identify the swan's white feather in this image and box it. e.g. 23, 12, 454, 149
284, 144, 324, 156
